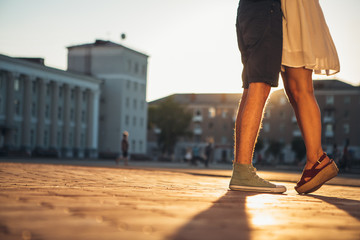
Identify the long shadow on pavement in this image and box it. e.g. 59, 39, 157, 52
308, 194, 360, 220
168, 191, 257, 240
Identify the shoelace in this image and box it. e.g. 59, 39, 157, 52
249, 167, 271, 184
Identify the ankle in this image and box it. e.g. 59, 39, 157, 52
306, 151, 326, 164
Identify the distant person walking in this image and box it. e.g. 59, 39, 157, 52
184, 147, 192, 164
204, 142, 212, 168
229, 0, 340, 194
339, 140, 350, 170
116, 131, 129, 166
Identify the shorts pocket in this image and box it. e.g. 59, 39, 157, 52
237, 2, 271, 49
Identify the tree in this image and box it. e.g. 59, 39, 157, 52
291, 137, 306, 163
148, 97, 192, 155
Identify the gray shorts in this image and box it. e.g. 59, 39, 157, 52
236, 0, 282, 89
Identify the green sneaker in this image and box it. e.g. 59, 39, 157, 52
229, 163, 286, 193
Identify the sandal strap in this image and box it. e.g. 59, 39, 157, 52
311, 152, 328, 170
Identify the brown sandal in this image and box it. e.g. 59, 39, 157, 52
295, 153, 338, 194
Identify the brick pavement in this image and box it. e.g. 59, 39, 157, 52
0, 162, 359, 240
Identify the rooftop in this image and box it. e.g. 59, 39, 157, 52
150, 93, 242, 105
67, 39, 149, 58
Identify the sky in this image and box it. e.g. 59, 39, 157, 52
0, 0, 359, 101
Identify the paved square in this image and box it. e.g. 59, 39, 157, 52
0, 162, 359, 240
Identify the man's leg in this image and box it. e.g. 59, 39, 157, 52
234, 82, 270, 164
230, 82, 286, 193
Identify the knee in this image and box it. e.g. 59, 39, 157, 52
285, 83, 314, 104
247, 82, 271, 103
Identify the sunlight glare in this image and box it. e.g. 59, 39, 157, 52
246, 195, 281, 227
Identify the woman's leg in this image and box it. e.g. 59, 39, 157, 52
281, 67, 330, 170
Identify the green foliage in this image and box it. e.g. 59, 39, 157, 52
291, 137, 306, 162
148, 96, 192, 154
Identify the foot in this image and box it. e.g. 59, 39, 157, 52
295, 153, 338, 194
229, 163, 286, 193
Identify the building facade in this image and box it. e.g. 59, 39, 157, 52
148, 93, 242, 162
149, 80, 360, 164
67, 40, 148, 156
0, 54, 101, 158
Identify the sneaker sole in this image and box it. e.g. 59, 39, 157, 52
295, 161, 338, 194
229, 184, 286, 193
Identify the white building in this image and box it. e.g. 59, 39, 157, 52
67, 40, 149, 156
0, 54, 101, 158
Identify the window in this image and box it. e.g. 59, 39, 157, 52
32, 81, 37, 93
125, 115, 129, 125
134, 82, 138, 91
141, 100, 144, 110
126, 97, 130, 108
14, 79, 20, 91
126, 80, 130, 89
82, 92, 87, 101
81, 133, 85, 148
263, 122, 270, 132
208, 107, 216, 118
32, 102, 36, 117
14, 99, 20, 115
344, 96, 351, 104
139, 140, 143, 152
133, 99, 137, 109
325, 124, 334, 138
70, 109, 74, 121
142, 65, 146, 76
46, 84, 50, 96
59, 86, 63, 98
280, 96, 287, 105
133, 116, 137, 126
326, 95, 334, 105
140, 118, 144, 127
45, 105, 50, 119
44, 130, 48, 146
343, 124, 350, 134
81, 110, 86, 122
58, 107, 62, 120
132, 140, 136, 152
135, 62, 139, 74
69, 132, 73, 146
222, 109, 228, 118
57, 131, 61, 146
71, 89, 75, 100
208, 122, 213, 129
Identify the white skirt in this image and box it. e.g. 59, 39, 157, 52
281, 0, 340, 75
